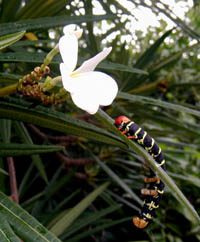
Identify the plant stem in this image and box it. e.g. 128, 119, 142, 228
41, 44, 59, 71
51, 75, 62, 85
0, 83, 18, 97
7, 157, 19, 204
129, 80, 161, 94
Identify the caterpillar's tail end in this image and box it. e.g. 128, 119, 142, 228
133, 217, 148, 229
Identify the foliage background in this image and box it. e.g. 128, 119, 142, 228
0, 0, 200, 241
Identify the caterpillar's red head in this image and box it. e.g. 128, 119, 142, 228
114, 116, 131, 128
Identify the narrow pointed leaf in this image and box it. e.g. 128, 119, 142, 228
0, 15, 116, 36
16, 0, 47, 20
0, 192, 61, 242
0, 119, 11, 143
63, 204, 122, 239
118, 91, 200, 118
0, 168, 8, 176
0, 143, 64, 157
0, 217, 21, 242
49, 182, 109, 236
29, 0, 68, 19
99, 61, 148, 74
134, 29, 173, 69
0, 98, 126, 149
123, 29, 173, 91
90, 153, 142, 206
14, 121, 48, 184
1, 0, 22, 22
0, 72, 22, 80
64, 217, 132, 242
151, 2, 200, 39
0, 52, 146, 75
0, 31, 25, 50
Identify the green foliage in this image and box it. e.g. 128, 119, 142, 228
0, 191, 61, 242
0, 0, 200, 241
49, 182, 110, 236
0, 143, 65, 157
0, 31, 25, 50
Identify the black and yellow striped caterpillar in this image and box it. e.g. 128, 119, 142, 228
114, 116, 166, 229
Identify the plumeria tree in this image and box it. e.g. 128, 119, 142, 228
0, 0, 200, 241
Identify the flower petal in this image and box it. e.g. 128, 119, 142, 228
73, 29, 83, 39
92, 71, 118, 106
63, 24, 76, 33
63, 25, 83, 39
59, 33, 78, 73
60, 63, 74, 92
71, 91, 100, 114
66, 71, 118, 112
73, 47, 112, 75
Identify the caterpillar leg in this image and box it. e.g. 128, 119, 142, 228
133, 217, 148, 229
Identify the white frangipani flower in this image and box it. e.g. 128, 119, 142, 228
59, 26, 118, 114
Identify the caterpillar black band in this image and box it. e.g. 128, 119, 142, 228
115, 116, 166, 229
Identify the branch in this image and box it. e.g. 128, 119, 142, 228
7, 157, 19, 204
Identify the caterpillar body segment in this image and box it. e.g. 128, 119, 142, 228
144, 176, 160, 183
133, 217, 148, 229
114, 116, 166, 229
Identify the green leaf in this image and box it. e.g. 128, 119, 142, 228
0, 158, 6, 194
62, 204, 122, 239
117, 91, 200, 118
0, 72, 22, 80
0, 168, 8, 176
26, 0, 69, 19
169, 172, 200, 188
0, 143, 64, 157
18, 162, 35, 199
0, 217, 20, 242
134, 29, 173, 69
90, 153, 142, 206
0, 52, 146, 75
64, 216, 132, 242
125, 104, 200, 137
0, 31, 25, 50
150, 2, 200, 39
99, 61, 148, 75
0, 97, 126, 149
16, 0, 49, 20
12, 39, 53, 47
0, 192, 61, 242
123, 29, 173, 91
0, 52, 47, 63
49, 182, 109, 236
0, 15, 116, 36
30, 171, 74, 220
0, 119, 11, 143
1, 0, 22, 23
150, 51, 182, 74
14, 121, 48, 184
46, 189, 81, 228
